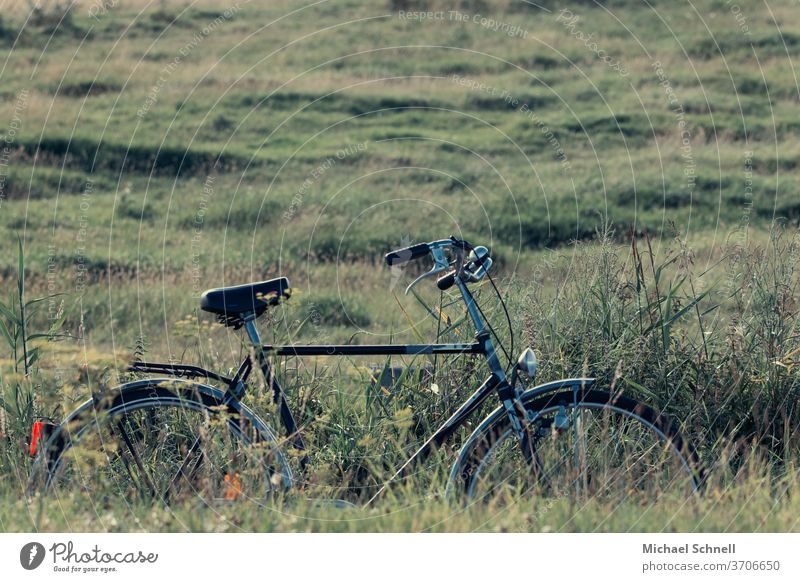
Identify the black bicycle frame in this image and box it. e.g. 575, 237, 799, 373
263, 342, 483, 357
128, 258, 517, 500
129, 335, 504, 498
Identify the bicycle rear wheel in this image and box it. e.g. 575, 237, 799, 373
29, 380, 292, 506
448, 389, 703, 505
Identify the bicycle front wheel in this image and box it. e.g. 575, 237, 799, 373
448, 388, 703, 505
29, 380, 293, 506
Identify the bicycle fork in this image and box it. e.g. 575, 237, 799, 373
497, 380, 542, 470
500, 382, 588, 496
459, 278, 548, 481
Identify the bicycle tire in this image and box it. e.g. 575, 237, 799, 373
447, 388, 704, 502
28, 379, 293, 504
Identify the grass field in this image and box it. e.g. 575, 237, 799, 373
1, 0, 800, 532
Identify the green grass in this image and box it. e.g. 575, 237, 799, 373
1, 0, 800, 531
6, 479, 800, 532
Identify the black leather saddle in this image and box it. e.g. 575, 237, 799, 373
200, 277, 291, 327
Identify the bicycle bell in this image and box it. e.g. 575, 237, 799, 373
464, 246, 492, 282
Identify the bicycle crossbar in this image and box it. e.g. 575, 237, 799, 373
127, 343, 483, 379
264, 343, 484, 357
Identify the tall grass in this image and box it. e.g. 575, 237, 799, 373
517, 225, 800, 479
0, 242, 65, 487
2, 225, 800, 529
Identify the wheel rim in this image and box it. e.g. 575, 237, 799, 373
38, 397, 286, 506
464, 402, 699, 503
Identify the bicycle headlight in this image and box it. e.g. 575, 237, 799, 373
516, 348, 538, 379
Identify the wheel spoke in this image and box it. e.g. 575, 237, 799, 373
114, 419, 157, 499
457, 392, 700, 504
165, 436, 204, 502
109, 436, 144, 494
519, 423, 551, 493
572, 405, 580, 497
35, 390, 290, 504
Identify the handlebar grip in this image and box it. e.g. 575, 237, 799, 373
436, 271, 456, 291
385, 243, 430, 266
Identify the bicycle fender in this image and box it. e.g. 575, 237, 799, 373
519, 377, 597, 404
461, 377, 597, 448
57, 378, 229, 426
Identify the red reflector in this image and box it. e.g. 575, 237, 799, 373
29, 422, 51, 457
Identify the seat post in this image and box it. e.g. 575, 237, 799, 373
242, 313, 262, 348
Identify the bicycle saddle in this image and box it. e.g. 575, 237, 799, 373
200, 277, 291, 326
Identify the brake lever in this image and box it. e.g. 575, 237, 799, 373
404, 247, 451, 295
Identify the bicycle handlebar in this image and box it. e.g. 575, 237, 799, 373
384, 237, 478, 294
384, 243, 431, 266
384, 237, 472, 267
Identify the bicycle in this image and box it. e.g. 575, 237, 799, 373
28, 237, 704, 506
